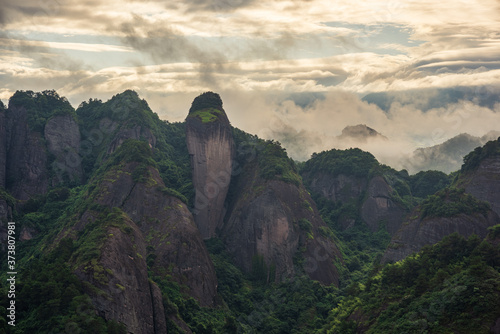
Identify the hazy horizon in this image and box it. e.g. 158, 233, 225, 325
1, 0, 500, 170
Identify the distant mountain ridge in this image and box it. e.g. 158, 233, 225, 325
404, 131, 500, 174
0, 89, 499, 334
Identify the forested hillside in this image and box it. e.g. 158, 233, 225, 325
0, 90, 499, 333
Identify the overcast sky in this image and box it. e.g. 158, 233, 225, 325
1, 0, 500, 168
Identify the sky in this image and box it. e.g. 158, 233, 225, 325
1, 0, 500, 171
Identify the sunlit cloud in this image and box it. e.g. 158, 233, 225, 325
1, 0, 500, 172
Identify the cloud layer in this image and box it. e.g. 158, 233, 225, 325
1, 0, 500, 172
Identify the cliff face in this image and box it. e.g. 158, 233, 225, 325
65, 145, 217, 332
107, 125, 156, 155
222, 158, 342, 286
302, 171, 405, 235
44, 114, 83, 185
361, 176, 406, 235
0, 103, 6, 188
303, 172, 366, 204
5, 106, 49, 200
462, 157, 500, 216
185, 92, 234, 239
382, 211, 500, 263
3, 93, 83, 200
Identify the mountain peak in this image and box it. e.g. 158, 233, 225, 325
186, 91, 230, 124
338, 124, 388, 142
189, 91, 223, 113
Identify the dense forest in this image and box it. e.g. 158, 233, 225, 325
0, 90, 499, 333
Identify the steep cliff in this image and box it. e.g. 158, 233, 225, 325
5, 104, 49, 200
44, 114, 83, 184
221, 135, 342, 285
4, 91, 82, 200
301, 148, 408, 235
185, 92, 234, 239
361, 176, 406, 235
61, 140, 217, 332
457, 137, 500, 216
382, 188, 500, 263
0, 101, 6, 188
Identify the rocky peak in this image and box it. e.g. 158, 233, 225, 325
64, 140, 218, 332
221, 136, 342, 285
382, 187, 500, 263
186, 92, 235, 239
338, 124, 388, 142
301, 148, 407, 235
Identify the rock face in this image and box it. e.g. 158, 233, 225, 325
222, 159, 342, 286
44, 114, 83, 184
69, 156, 218, 332
304, 172, 366, 204
361, 176, 406, 235
5, 106, 49, 200
302, 171, 405, 235
3, 97, 83, 201
0, 103, 6, 188
462, 157, 500, 216
186, 92, 234, 239
382, 211, 500, 263
107, 125, 156, 155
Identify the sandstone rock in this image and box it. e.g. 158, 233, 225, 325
462, 156, 500, 216
107, 125, 156, 155
186, 93, 234, 239
5, 106, 49, 200
222, 160, 342, 286
45, 114, 83, 184
382, 211, 500, 263
70, 159, 218, 333
302, 172, 366, 203
361, 176, 406, 235
0, 104, 6, 188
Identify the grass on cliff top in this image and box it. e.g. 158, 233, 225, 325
461, 136, 500, 173
187, 107, 223, 123
420, 187, 490, 219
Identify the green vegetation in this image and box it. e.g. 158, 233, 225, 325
189, 91, 223, 113
0, 241, 126, 334
258, 140, 302, 186
187, 107, 224, 123
324, 233, 500, 333
9, 90, 76, 133
462, 136, 500, 172
409, 170, 452, 198
302, 148, 379, 178
2, 90, 499, 334
421, 187, 491, 219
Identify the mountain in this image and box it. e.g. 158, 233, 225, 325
0, 89, 499, 334
301, 148, 410, 236
185, 92, 235, 239
337, 124, 388, 143
382, 188, 500, 263
405, 131, 500, 174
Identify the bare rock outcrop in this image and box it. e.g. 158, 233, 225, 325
222, 159, 342, 286
5, 106, 49, 200
304, 172, 366, 204
45, 114, 83, 184
65, 144, 218, 332
303, 170, 406, 235
0, 103, 6, 188
462, 156, 500, 216
382, 211, 500, 264
186, 92, 234, 239
361, 176, 406, 235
